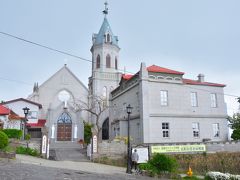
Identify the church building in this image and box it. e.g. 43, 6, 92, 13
26, 2, 228, 145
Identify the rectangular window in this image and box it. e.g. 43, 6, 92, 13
160, 90, 168, 106
190, 92, 198, 107
162, 122, 169, 138
213, 123, 220, 137
210, 93, 217, 107
192, 122, 200, 138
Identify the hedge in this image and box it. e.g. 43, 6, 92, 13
2, 129, 22, 139
0, 131, 9, 149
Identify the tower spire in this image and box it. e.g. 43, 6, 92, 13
102, 1, 108, 17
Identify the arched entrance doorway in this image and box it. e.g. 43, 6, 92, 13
102, 118, 109, 140
57, 112, 72, 141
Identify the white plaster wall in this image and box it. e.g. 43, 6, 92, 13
148, 116, 228, 143
143, 80, 228, 143
148, 81, 227, 117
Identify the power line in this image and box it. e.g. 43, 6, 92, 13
0, 32, 239, 99
0, 76, 32, 86
0, 31, 92, 63
0, 31, 134, 74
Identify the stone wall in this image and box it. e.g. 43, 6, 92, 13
206, 140, 240, 153
10, 139, 41, 152
96, 140, 240, 159
0, 151, 15, 159
97, 140, 127, 158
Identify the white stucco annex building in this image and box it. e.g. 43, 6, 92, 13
23, 3, 228, 144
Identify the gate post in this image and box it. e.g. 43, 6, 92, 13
41, 127, 49, 159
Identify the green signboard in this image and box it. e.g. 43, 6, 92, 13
151, 144, 206, 153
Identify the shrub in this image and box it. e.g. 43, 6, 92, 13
25, 134, 31, 141
2, 129, 22, 139
16, 146, 39, 157
0, 131, 9, 149
148, 153, 178, 174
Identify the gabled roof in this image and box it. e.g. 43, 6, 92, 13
93, 17, 119, 47
183, 79, 226, 87
147, 65, 185, 75
0, 105, 10, 115
1, 98, 42, 108
39, 65, 88, 92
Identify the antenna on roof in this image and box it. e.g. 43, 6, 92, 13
102, 1, 108, 17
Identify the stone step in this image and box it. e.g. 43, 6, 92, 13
50, 141, 83, 149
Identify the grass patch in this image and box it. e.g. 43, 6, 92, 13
16, 146, 40, 157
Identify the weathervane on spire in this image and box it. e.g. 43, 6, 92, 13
102, 1, 108, 17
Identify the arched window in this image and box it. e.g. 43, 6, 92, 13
57, 112, 72, 124
102, 118, 109, 140
115, 57, 118, 70
102, 86, 107, 98
106, 54, 111, 68
106, 33, 111, 42
96, 55, 100, 69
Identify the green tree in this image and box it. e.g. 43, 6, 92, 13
228, 97, 240, 140
84, 122, 93, 144
228, 114, 240, 140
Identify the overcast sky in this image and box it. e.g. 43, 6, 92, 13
0, 0, 239, 114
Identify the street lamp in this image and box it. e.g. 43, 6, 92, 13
22, 107, 30, 140
126, 104, 133, 174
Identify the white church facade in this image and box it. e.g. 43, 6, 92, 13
28, 65, 88, 141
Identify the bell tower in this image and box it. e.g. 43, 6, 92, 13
89, 2, 121, 101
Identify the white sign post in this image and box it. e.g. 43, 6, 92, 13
93, 135, 97, 153
42, 135, 47, 154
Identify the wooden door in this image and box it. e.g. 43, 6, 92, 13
57, 124, 72, 141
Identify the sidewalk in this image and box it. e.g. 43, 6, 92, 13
16, 154, 126, 175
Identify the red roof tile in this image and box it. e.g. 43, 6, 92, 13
0, 105, 10, 115
122, 74, 134, 80
183, 79, 226, 87
27, 119, 46, 127
8, 110, 23, 120
147, 65, 185, 75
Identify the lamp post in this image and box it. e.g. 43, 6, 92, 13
126, 104, 133, 174
22, 107, 30, 140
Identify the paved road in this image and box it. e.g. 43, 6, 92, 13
0, 156, 156, 180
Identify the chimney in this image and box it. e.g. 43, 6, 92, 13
197, 74, 205, 82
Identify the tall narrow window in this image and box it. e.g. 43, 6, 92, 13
107, 33, 111, 42
106, 54, 111, 68
160, 90, 168, 106
115, 57, 118, 70
213, 123, 220, 137
102, 86, 107, 107
102, 86, 107, 98
210, 93, 217, 107
191, 92, 198, 107
96, 55, 100, 69
192, 122, 200, 137
162, 122, 169, 138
